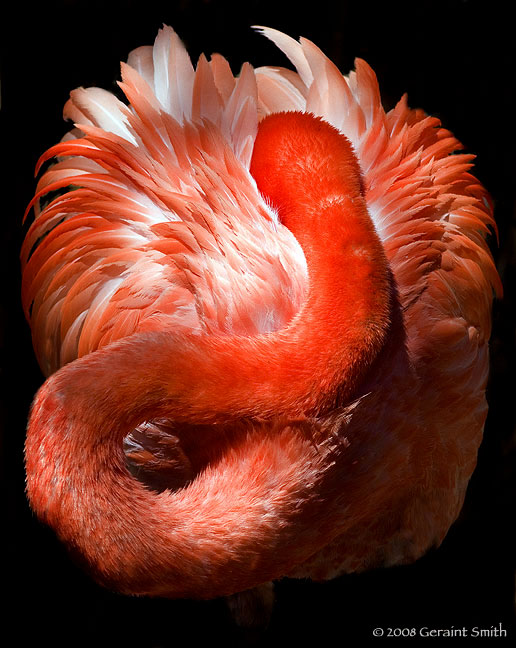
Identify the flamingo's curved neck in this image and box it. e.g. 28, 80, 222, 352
249, 112, 392, 412
26, 112, 393, 598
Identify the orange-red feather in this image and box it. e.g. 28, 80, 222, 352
23, 26, 500, 596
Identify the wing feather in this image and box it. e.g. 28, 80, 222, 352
24, 27, 307, 376
23, 27, 500, 557
24, 25, 499, 399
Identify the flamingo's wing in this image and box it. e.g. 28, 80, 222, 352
251, 28, 501, 577
254, 26, 500, 403
254, 27, 500, 315
23, 27, 499, 523
22, 27, 307, 377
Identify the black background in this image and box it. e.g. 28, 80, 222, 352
2, 1, 515, 646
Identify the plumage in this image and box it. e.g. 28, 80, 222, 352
23, 26, 500, 605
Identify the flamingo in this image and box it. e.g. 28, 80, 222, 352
22, 25, 501, 610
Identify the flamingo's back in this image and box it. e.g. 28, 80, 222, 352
23, 26, 500, 594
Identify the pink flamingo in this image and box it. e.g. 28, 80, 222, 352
22, 26, 500, 610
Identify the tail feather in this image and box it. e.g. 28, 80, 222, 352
126, 44, 154, 86
152, 25, 195, 122
66, 87, 136, 144
253, 26, 313, 87
209, 53, 236, 102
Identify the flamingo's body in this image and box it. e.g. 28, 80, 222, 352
23, 27, 500, 600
